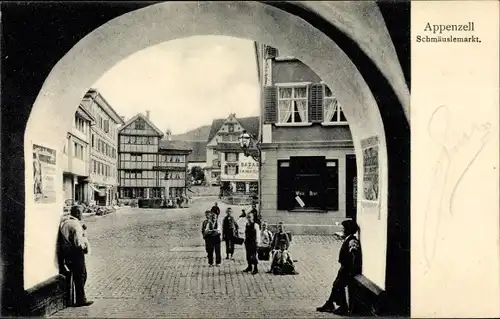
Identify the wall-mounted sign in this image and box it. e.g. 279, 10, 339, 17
361, 136, 379, 202
33, 144, 57, 204
222, 156, 259, 181
239, 161, 259, 175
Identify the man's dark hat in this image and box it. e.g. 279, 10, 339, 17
341, 219, 359, 234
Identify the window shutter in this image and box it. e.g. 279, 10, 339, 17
236, 153, 239, 161
236, 165, 239, 175
309, 84, 324, 123
264, 86, 277, 124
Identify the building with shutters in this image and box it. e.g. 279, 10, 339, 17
81, 89, 125, 206
117, 112, 192, 200
256, 44, 357, 231
205, 114, 260, 194
61, 104, 95, 204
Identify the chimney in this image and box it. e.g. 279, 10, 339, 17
146, 110, 150, 119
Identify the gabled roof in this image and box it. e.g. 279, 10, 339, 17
86, 88, 125, 125
159, 140, 193, 152
118, 113, 164, 137
185, 141, 207, 162
206, 116, 260, 143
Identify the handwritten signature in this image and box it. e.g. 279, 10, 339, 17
423, 105, 491, 271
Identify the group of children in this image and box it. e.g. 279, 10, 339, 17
201, 202, 298, 275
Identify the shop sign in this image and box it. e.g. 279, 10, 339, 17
237, 160, 259, 179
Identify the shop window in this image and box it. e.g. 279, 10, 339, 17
121, 188, 131, 198
236, 182, 246, 193
249, 182, 258, 194
151, 188, 162, 198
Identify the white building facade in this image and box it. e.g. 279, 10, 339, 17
81, 89, 125, 206
62, 105, 95, 203
206, 114, 260, 196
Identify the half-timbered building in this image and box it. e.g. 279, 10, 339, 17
117, 112, 191, 200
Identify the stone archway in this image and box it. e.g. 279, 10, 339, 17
1, 1, 409, 316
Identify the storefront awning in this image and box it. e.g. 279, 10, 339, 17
90, 184, 106, 196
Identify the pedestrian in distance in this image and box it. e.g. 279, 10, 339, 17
58, 205, 93, 307
211, 201, 220, 218
248, 203, 261, 226
317, 219, 362, 315
243, 212, 261, 275
202, 210, 222, 267
222, 207, 238, 260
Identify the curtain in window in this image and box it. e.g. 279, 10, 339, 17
324, 98, 338, 122
295, 100, 307, 122
279, 88, 293, 123
279, 100, 293, 123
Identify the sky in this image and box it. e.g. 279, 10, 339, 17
94, 36, 260, 135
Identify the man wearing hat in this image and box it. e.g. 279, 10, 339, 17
58, 205, 93, 307
317, 219, 362, 315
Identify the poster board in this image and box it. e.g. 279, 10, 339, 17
33, 144, 57, 204
361, 136, 379, 203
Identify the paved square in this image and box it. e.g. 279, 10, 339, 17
51, 200, 344, 318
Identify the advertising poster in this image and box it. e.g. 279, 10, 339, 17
361, 136, 379, 202
33, 144, 57, 204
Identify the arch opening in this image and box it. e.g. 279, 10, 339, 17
3, 1, 409, 316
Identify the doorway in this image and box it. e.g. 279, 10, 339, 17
345, 154, 357, 221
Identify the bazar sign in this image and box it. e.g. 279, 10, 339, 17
239, 161, 258, 175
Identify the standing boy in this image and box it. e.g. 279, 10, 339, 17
243, 212, 261, 275
202, 210, 222, 267
222, 207, 238, 260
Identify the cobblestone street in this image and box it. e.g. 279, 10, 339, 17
51, 198, 343, 318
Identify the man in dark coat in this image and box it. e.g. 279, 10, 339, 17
222, 207, 238, 259
211, 201, 220, 217
317, 219, 362, 315
243, 212, 261, 275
